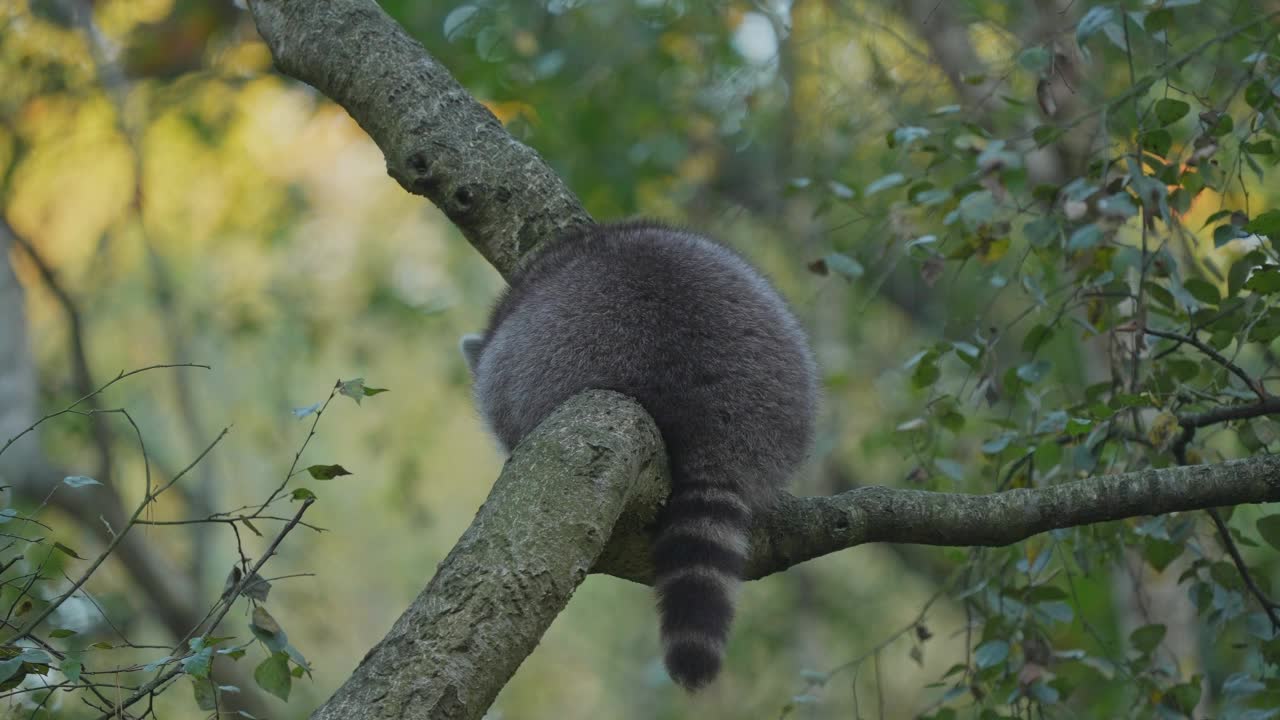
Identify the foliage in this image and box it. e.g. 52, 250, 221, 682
4, 0, 1280, 718
0, 370, 370, 715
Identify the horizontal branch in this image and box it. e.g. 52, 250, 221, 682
595, 448, 1280, 584
246, 0, 592, 276
1180, 397, 1280, 429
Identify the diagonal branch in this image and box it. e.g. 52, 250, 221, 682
246, 0, 592, 277
310, 391, 668, 720
241, 3, 1280, 717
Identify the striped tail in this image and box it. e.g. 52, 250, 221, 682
652, 485, 752, 691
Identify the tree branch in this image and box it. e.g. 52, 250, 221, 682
310, 391, 667, 720
238, 2, 1280, 716
595, 454, 1280, 584
1, 216, 114, 484
246, 0, 592, 277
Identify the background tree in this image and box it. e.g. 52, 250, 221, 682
2, 0, 1280, 718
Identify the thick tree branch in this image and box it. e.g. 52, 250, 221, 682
310, 391, 667, 720
237, 3, 1280, 717
595, 455, 1280, 584
246, 0, 592, 276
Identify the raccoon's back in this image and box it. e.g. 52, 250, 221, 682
473, 222, 817, 486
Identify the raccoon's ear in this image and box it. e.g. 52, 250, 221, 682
459, 333, 486, 375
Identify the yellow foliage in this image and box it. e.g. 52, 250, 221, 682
480, 99, 539, 126
512, 29, 538, 57
95, 0, 175, 37
659, 31, 701, 64
975, 233, 1010, 263
8, 94, 133, 268
677, 148, 718, 184
213, 39, 274, 75
1148, 410, 1181, 449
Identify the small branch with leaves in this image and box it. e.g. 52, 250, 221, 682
0, 367, 381, 716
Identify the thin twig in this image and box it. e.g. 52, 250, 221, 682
0, 364, 210, 461
2, 428, 229, 645
93, 497, 316, 719
0, 216, 113, 484
1144, 327, 1267, 400
1207, 508, 1280, 631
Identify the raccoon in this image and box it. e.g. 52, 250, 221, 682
462, 221, 817, 690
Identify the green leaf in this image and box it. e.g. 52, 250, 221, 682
192, 676, 218, 711
892, 126, 930, 147
1032, 125, 1064, 148
912, 360, 940, 389
1257, 514, 1280, 551
1245, 269, 1280, 294
62, 475, 101, 489
982, 434, 1013, 455
1246, 79, 1275, 111
1098, 194, 1137, 218
1246, 209, 1280, 238
1153, 98, 1191, 125
1076, 6, 1117, 46
1130, 624, 1166, 654
53, 542, 84, 560
1016, 360, 1051, 383
250, 606, 287, 652
974, 640, 1009, 669
254, 651, 292, 702
1182, 278, 1220, 305
362, 386, 389, 397
865, 173, 906, 196
182, 646, 214, 679
291, 403, 321, 419
1067, 224, 1101, 251
306, 464, 352, 480
1022, 324, 1054, 353
442, 5, 481, 41
1214, 224, 1246, 247
48, 628, 77, 639
338, 378, 368, 404
59, 659, 81, 684
0, 657, 24, 684
290, 488, 317, 502
1144, 8, 1174, 31
1017, 47, 1051, 73
820, 252, 865, 281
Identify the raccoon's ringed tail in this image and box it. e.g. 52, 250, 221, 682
652, 486, 752, 691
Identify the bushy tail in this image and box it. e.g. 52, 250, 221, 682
652, 485, 752, 691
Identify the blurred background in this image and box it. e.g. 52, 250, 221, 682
3, 0, 1280, 718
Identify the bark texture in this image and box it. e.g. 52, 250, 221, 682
310, 391, 667, 720
240, 2, 1280, 718
247, 0, 592, 277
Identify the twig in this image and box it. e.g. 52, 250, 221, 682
1144, 327, 1267, 400
2, 428, 229, 645
0, 216, 113, 484
1171, 432, 1280, 632
0, 364, 210, 461
250, 380, 341, 516
93, 497, 316, 719
1207, 508, 1280, 631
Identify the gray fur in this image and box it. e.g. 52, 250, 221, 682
463, 221, 817, 690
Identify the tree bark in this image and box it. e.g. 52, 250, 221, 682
247, 0, 592, 277
241, 2, 1280, 717
310, 391, 667, 720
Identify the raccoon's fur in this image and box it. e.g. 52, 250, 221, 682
462, 221, 817, 690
